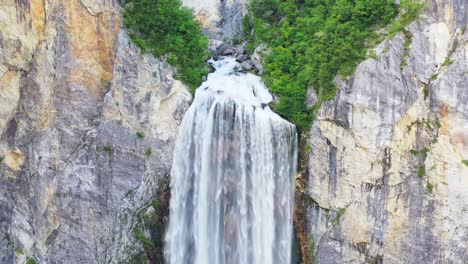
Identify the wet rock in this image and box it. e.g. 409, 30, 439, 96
217, 42, 236, 55
208, 39, 224, 53
236, 54, 250, 62
240, 60, 254, 71
234, 41, 248, 55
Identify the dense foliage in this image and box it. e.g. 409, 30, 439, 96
123, 0, 209, 90
244, 0, 422, 130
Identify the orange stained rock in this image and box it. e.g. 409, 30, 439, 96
64, 0, 121, 99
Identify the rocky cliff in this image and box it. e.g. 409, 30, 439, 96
181, 0, 246, 41
0, 0, 467, 264
301, 0, 468, 263
0, 0, 191, 263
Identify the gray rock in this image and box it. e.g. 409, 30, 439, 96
303, 0, 468, 263
217, 42, 236, 55
208, 39, 224, 53
251, 44, 269, 75
305, 87, 318, 107
240, 60, 254, 71
0, 2, 191, 263
236, 54, 250, 62
182, 0, 247, 42
234, 41, 248, 55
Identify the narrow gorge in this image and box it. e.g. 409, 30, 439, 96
0, 0, 466, 264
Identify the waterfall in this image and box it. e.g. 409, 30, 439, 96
165, 57, 298, 264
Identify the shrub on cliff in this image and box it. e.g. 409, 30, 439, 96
244, 0, 423, 130
123, 0, 209, 91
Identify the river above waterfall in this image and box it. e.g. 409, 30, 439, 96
165, 57, 298, 264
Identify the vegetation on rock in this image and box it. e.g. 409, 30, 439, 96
417, 165, 426, 178
426, 182, 434, 193
386, 0, 425, 37
145, 148, 153, 157
308, 234, 316, 260
331, 206, 347, 225
123, 0, 210, 91
26, 258, 37, 264
103, 145, 112, 155
126, 178, 170, 263
136, 131, 145, 139
244, 0, 423, 129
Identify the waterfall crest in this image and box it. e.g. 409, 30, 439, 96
165, 57, 298, 264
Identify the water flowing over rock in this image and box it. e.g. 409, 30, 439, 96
165, 57, 298, 264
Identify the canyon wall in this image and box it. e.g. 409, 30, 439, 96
0, 0, 191, 263
0, 0, 467, 263
302, 0, 468, 263
182, 0, 246, 41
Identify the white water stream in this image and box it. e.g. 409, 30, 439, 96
165, 57, 298, 264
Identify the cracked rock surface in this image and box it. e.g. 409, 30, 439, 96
1, 0, 467, 263
0, 1, 190, 263
182, 0, 247, 41
303, 1, 468, 263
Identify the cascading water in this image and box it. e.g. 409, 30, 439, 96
165, 57, 298, 264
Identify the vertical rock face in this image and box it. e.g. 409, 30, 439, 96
0, 0, 191, 263
304, 0, 468, 263
182, 0, 247, 41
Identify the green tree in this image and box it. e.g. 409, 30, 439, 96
245, 0, 423, 130
123, 0, 209, 91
